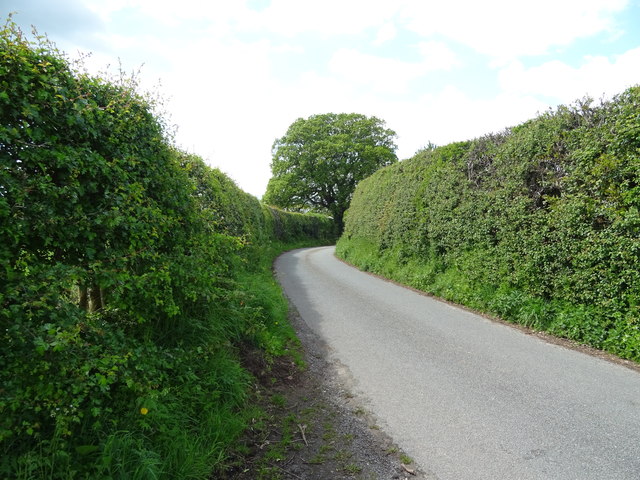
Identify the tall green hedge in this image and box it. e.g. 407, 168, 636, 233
338, 87, 640, 362
0, 20, 332, 478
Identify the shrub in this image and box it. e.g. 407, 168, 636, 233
338, 88, 640, 362
0, 19, 333, 478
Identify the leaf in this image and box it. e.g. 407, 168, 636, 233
75, 445, 99, 455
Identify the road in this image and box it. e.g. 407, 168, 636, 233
274, 246, 640, 480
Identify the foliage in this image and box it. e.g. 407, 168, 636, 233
0, 19, 333, 479
263, 113, 398, 232
338, 88, 640, 362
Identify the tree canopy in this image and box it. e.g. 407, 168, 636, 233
263, 113, 398, 232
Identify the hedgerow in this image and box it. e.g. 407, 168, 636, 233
337, 88, 640, 362
0, 19, 333, 478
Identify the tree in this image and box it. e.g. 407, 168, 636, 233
263, 113, 398, 232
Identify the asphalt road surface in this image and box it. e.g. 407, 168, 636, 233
274, 246, 640, 480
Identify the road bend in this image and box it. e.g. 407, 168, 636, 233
274, 246, 640, 480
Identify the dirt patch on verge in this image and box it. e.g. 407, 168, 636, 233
224, 307, 430, 480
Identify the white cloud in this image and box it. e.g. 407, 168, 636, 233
417, 41, 461, 70
329, 49, 424, 94
247, 0, 397, 37
9, 0, 637, 198
88, 0, 246, 25
399, 0, 628, 62
373, 22, 397, 46
384, 86, 547, 159
499, 47, 640, 102
158, 37, 279, 195
329, 43, 459, 95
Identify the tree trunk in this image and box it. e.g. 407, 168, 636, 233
333, 209, 345, 236
79, 285, 89, 310
89, 283, 103, 311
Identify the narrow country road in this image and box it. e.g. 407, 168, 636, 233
274, 246, 640, 480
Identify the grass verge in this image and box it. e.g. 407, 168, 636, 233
336, 237, 640, 363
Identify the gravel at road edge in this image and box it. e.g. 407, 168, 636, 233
226, 302, 433, 480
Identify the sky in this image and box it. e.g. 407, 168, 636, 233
4, 0, 640, 198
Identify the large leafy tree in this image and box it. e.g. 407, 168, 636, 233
263, 113, 398, 232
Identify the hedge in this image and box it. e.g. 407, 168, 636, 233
0, 20, 332, 478
337, 87, 640, 362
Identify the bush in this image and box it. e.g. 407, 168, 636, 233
0, 19, 333, 478
338, 88, 640, 362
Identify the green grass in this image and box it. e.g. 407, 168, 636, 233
4, 239, 330, 480
400, 454, 413, 464
337, 236, 640, 363
343, 463, 362, 474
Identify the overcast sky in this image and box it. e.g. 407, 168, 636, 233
4, 0, 640, 197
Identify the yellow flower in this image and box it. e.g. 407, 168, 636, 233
140, 407, 149, 415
